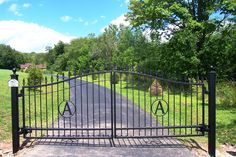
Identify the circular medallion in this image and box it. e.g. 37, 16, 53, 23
58, 100, 76, 118
151, 99, 168, 116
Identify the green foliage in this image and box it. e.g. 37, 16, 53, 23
217, 81, 236, 108
27, 66, 43, 86
127, 0, 236, 79
0, 44, 27, 69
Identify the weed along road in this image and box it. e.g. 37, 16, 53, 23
18, 75, 196, 157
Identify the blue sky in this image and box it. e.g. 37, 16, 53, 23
0, 0, 129, 52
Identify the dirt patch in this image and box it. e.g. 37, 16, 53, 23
180, 138, 236, 157
0, 142, 12, 156
221, 143, 236, 157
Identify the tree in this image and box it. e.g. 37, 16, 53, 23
0, 44, 26, 69
127, 0, 236, 78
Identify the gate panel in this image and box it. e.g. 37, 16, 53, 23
20, 69, 206, 139
113, 70, 206, 138
21, 72, 113, 139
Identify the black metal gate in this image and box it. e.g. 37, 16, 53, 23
10, 67, 216, 156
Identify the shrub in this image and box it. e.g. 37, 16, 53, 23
217, 81, 236, 108
28, 66, 43, 86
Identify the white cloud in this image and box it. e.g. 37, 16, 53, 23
91, 20, 98, 25
0, 20, 76, 52
60, 15, 72, 22
100, 14, 130, 32
0, 0, 6, 5
22, 3, 30, 8
100, 16, 106, 19
9, 3, 22, 16
125, 0, 129, 5
111, 14, 129, 26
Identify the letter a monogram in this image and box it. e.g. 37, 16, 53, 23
63, 101, 73, 116
154, 100, 165, 115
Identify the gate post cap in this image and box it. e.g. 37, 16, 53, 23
12, 68, 17, 74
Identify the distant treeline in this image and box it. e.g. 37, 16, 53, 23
0, 23, 235, 80
0, 44, 47, 69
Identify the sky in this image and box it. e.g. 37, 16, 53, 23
0, 0, 130, 52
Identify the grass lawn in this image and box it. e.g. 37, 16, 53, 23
0, 69, 28, 141
0, 69, 68, 141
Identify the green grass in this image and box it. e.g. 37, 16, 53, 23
0, 69, 28, 141
0, 69, 69, 141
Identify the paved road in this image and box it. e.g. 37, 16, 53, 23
18, 77, 196, 157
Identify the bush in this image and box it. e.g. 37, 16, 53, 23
217, 81, 236, 108
28, 66, 43, 86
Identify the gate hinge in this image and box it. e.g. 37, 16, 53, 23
196, 124, 209, 132
18, 93, 23, 97
19, 127, 32, 135
18, 89, 23, 97
204, 86, 209, 94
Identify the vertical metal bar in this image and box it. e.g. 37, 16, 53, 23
120, 71, 122, 136
22, 80, 26, 138
69, 71, 72, 136
167, 82, 170, 135
138, 71, 141, 136
98, 71, 101, 136
132, 71, 135, 136
126, 70, 129, 136
110, 69, 114, 138
113, 71, 117, 138
104, 69, 107, 136
92, 69, 95, 137
173, 83, 176, 135
45, 77, 48, 136
86, 72, 89, 136
74, 70, 78, 137
10, 70, 20, 154
208, 70, 216, 157
39, 79, 43, 136
28, 78, 31, 138
155, 76, 158, 136
51, 75, 54, 136
33, 79, 37, 137
185, 86, 187, 134
149, 76, 152, 136
190, 83, 193, 134
80, 74, 83, 136
56, 75, 60, 136
161, 80, 164, 135
62, 73, 65, 136
179, 88, 182, 135
196, 84, 199, 127
202, 84, 205, 135
144, 74, 147, 136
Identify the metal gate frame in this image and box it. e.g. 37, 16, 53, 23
10, 68, 216, 157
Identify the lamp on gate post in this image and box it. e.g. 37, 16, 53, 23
9, 68, 20, 153
208, 66, 216, 157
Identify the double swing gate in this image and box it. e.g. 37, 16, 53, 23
10, 67, 216, 156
